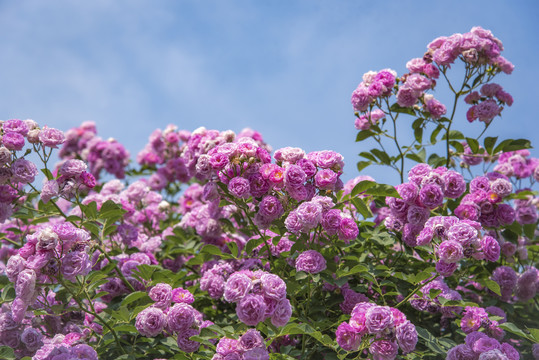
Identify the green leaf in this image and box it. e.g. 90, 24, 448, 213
351, 180, 376, 198
226, 241, 239, 258
0, 346, 15, 360
356, 130, 375, 142
364, 183, 400, 198
484, 279, 501, 296
351, 197, 373, 219
484, 136, 498, 154
359, 151, 377, 162
114, 324, 138, 332
414, 127, 423, 143
201, 244, 223, 256
450, 141, 465, 153
528, 327, 539, 343
501, 139, 532, 152
121, 291, 148, 307
356, 161, 371, 172
245, 237, 264, 256
41, 168, 54, 181
430, 124, 444, 144
493, 138, 532, 154
390, 102, 416, 116
82, 221, 101, 237
371, 149, 391, 165
466, 137, 479, 153
442, 130, 464, 140
412, 118, 424, 129
499, 322, 534, 341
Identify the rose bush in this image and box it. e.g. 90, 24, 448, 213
0, 26, 537, 360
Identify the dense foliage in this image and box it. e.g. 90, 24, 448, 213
0, 26, 537, 360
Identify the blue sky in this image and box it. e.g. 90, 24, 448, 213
1, 0, 537, 185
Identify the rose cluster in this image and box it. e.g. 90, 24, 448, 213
446, 331, 519, 360
410, 277, 463, 319
41, 159, 96, 204
59, 121, 129, 180
1, 119, 67, 222
351, 69, 397, 112
5, 224, 92, 322
285, 195, 359, 240
177, 183, 239, 246
494, 150, 539, 180
137, 126, 270, 191
492, 266, 538, 302
212, 329, 270, 360
135, 283, 212, 353
427, 26, 513, 73
454, 173, 517, 228
222, 270, 292, 327
416, 215, 500, 276
384, 163, 466, 245
80, 178, 172, 253
335, 302, 418, 359
465, 83, 513, 124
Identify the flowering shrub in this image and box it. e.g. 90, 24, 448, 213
0, 26, 538, 360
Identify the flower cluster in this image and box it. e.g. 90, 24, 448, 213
384, 163, 466, 245
5, 224, 92, 322
446, 331, 519, 360
41, 159, 96, 203
137, 126, 270, 190
454, 174, 516, 228
285, 195, 358, 240
494, 150, 539, 180
222, 270, 292, 327
351, 69, 396, 112
212, 329, 270, 360
410, 277, 463, 319
135, 283, 210, 352
0, 119, 67, 222
178, 183, 238, 245
465, 83, 513, 124
492, 266, 538, 302
427, 26, 513, 72
336, 302, 418, 359
31, 339, 99, 360
59, 121, 129, 180
418, 215, 500, 276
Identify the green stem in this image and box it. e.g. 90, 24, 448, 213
59, 278, 126, 354
395, 274, 440, 309
96, 245, 136, 293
